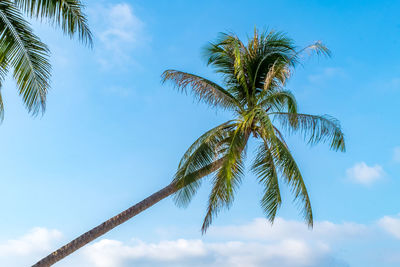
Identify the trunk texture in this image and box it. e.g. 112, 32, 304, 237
32, 159, 223, 267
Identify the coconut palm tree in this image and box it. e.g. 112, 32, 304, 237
33, 29, 345, 267
0, 0, 91, 119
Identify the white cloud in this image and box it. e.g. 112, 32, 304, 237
379, 215, 400, 239
0, 227, 62, 266
0, 217, 387, 267
91, 3, 148, 68
0, 227, 62, 256
82, 239, 209, 267
81, 237, 326, 267
0, 219, 358, 267
74, 218, 367, 267
346, 162, 384, 186
209, 217, 367, 242
99, 3, 144, 48
393, 147, 400, 163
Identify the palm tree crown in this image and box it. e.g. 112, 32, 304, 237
0, 0, 91, 119
162, 30, 345, 233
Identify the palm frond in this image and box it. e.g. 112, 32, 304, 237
270, 112, 345, 152
0, 0, 51, 114
203, 33, 235, 75
252, 142, 281, 222
254, 108, 276, 139
261, 60, 290, 91
173, 121, 237, 207
250, 31, 297, 93
178, 120, 237, 169
259, 90, 298, 114
272, 125, 288, 148
269, 134, 313, 227
14, 0, 93, 46
0, 90, 5, 121
201, 123, 249, 233
162, 70, 241, 111
255, 109, 312, 226
296, 40, 331, 59
0, 49, 9, 121
203, 33, 251, 105
231, 36, 251, 100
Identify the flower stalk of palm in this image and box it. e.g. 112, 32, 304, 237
33, 30, 345, 267
0, 0, 92, 119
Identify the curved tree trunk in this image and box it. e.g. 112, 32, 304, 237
32, 159, 223, 267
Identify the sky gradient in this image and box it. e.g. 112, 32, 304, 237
1, 0, 400, 266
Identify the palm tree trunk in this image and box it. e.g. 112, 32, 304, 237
32, 159, 223, 267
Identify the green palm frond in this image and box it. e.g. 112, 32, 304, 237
259, 89, 298, 113
252, 142, 281, 222
269, 135, 313, 227
255, 108, 313, 226
177, 120, 237, 169
231, 36, 251, 99
201, 122, 249, 233
270, 112, 345, 151
161, 70, 242, 111
203, 33, 250, 104
254, 107, 276, 139
14, 0, 92, 46
203, 33, 235, 76
272, 125, 288, 148
173, 121, 237, 207
0, 0, 51, 114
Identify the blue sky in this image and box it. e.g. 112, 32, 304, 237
1, 0, 400, 266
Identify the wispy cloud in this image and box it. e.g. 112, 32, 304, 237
99, 3, 144, 47
90, 3, 148, 68
308, 67, 345, 84
79, 218, 366, 267
378, 215, 400, 239
0, 228, 62, 266
209, 217, 367, 242
103, 86, 135, 97
0, 217, 390, 267
393, 147, 400, 163
81, 238, 323, 267
44, 218, 367, 267
346, 162, 384, 186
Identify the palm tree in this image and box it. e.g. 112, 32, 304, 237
0, 0, 91, 119
33, 29, 345, 267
